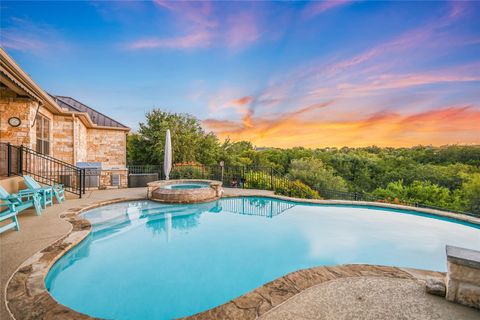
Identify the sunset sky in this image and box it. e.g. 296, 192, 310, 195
1, 0, 479, 148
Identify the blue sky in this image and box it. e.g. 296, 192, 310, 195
1, 0, 480, 147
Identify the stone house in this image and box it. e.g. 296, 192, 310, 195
0, 48, 130, 191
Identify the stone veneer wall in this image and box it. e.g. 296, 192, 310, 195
1, 87, 128, 188
52, 115, 74, 164
99, 169, 128, 189
86, 128, 127, 168
0, 88, 38, 148
75, 117, 88, 163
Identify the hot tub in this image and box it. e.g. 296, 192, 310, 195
147, 179, 223, 203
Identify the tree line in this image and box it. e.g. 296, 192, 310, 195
127, 109, 480, 214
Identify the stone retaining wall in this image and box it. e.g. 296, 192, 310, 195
147, 179, 223, 203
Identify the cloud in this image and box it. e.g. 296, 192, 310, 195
322, 1, 472, 77
125, 0, 216, 50
126, 1, 270, 51
337, 70, 480, 94
0, 17, 70, 54
302, 0, 355, 19
203, 105, 480, 147
224, 11, 261, 50
154, 0, 216, 29
231, 96, 254, 106
127, 31, 213, 50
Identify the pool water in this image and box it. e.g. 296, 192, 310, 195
163, 183, 209, 189
45, 197, 480, 320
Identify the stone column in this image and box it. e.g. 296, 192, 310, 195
445, 245, 480, 309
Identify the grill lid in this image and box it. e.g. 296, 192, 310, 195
76, 162, 102, 169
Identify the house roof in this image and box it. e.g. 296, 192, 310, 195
0, 48, 130, 132
52, 95, 128, 129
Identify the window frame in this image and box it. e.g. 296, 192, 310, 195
35, 113, 51, 155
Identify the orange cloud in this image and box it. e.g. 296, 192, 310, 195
203, 106, 480, 148
231, 96, 254, 106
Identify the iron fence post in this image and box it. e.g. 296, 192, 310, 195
270, 167, 274, 191
82, 168, 86, 195
79, 169, 83, 198
19, 145, 24, 175
242, 167, 246, 189
7, 143, 11, 176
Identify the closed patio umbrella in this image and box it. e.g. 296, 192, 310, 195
164, 129, 172, 180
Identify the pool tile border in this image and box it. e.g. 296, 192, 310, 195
5, 194, 476, 320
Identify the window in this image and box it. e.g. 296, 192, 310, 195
35, 114, 50, 155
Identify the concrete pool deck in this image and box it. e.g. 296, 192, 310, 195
1, 187, 479, 320
259, 276, 480, 320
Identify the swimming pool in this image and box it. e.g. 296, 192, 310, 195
45, 197, 480, 320
162, 182, 209, 189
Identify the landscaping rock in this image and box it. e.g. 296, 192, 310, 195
426, 278, 446, 297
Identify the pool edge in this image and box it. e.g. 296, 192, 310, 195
223, 193, 480, 225
4, 195, 478, 320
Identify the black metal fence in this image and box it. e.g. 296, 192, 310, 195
307, 187, 478, 217
127, 164, 312, 198
128, 163, 478, 217
0, 142, 85, 197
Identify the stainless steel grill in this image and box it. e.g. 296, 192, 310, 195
76, 162, 102, 188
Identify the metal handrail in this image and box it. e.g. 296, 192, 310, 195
1, 142, 85, 197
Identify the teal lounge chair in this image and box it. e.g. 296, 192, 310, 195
0, 186, 42, 233
0, 207, 20, 233
23, 175, 65, 206
22, 176, 53, 208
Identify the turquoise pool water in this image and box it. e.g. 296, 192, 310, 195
45, 197, 480, 320
163, 183, 209, 189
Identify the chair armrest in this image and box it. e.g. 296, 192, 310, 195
19, 188, 45, 193
16, 190, 39, 198
1, 194, 22, 201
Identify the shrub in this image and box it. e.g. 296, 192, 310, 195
243, 171, 272, 190
170, 165, 204, 179
275, 179, 320, 199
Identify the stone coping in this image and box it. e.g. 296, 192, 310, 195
5, 193, 477, 320
147, 179, 223, 204
147, 179, 222, 188
446, 245, 480, 269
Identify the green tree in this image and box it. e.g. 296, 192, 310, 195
288, 158, 348, 191
458, 173, 480, 213
373, 180, 456, 209
128, 109, 221, 165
